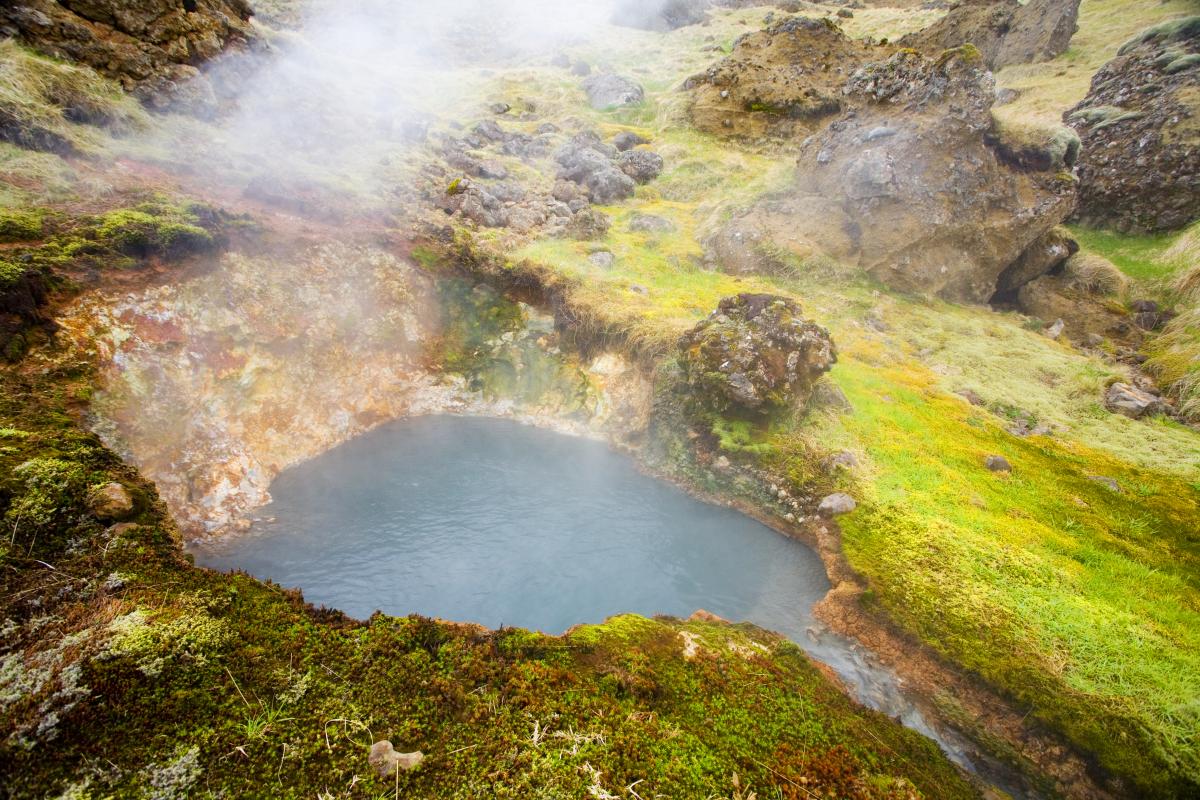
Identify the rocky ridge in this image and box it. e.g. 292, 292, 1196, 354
1066, 17, 1200, 233
0, 0, 255, 115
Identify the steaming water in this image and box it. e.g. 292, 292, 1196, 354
191, 415, 1033, 796
192, 415, 830, 635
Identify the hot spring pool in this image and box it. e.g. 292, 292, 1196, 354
191, 415, 830, 637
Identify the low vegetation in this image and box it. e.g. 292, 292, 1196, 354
0, 363, 976, 799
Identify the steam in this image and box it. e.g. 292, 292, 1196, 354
75, 0, 654, 534
154, 0, 631, 192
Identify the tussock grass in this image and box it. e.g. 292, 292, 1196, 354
1068, 220, 1200, 284
1061, 251, 1128, 295
0, 40, 146, 154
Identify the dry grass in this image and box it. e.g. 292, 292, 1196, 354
0, 40, 146, 154
1062, 251, 1129, 295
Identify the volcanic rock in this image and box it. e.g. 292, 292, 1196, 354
1105, 382, 1164, 419
818, 492, 857, 516
686, 17, 873, 139
368, 741, 423, 778
899, 0, 1081, 70
678, 293, 836, 415
1066, 17, 1200, 232
0, 0, 255, 114
617, 149, 665, 183
612, 0, 711, 31
716, 47, 1076, 302
582, 74, 645, 110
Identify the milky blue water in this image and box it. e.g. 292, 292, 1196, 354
192, 415, 830, 637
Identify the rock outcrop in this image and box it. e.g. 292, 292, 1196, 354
899, 0, 1081, 70
678, 293, 836, 415
713, 46, 1076, 302
1066, 17, 1200, 233
685, 17, 878, 139
612, 0, 711, 31
0, 0, 255, 115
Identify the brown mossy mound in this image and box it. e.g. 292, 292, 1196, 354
678, 293, 836, 416
685, 16, 881, 140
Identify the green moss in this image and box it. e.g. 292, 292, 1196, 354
94, 207, 215, 259
0, 207, 46, 242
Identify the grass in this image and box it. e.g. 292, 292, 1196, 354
801, 339, 1200, 796
0, 40, 146, 155
1068, 220, 1200, 284
993, 0, 1199, 129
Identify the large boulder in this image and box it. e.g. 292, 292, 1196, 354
612, 0, 711, 31
581, 74, 645, 110
685, 17, 876, 139
678, 293, 836, 415
899, 0, 1081, 70
0, 0, 254, 115
714, 47, 1076, 303
1066, 18, 1200, 233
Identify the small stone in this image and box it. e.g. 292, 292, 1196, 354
627, 213, 675, 234
1044, 318, 1065, 339
1104, 382, 1163, 419
1085, 333, 1105, 347
826, 451, 859, 471
612, 131, 649, 151
89, 482, 134, 521
629, 284, 649, 296
369, 741, 423, 778
713, 455, 732, 472
818, 493, 857, 516
588, 251, 616, 269
956, 388, 985, 406
985, 455, 1011, 473
1130, 299, 1159, 313
837, 8, 853, 17
489, 102, 511, 115
1088, 475, 1122, 493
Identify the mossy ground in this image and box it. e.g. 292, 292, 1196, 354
0, 362, 976, 799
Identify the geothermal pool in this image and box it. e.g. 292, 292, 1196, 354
192, 415, 830, 636
191, 414, 1033, 792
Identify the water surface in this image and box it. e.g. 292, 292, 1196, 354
193, 415, 830, 637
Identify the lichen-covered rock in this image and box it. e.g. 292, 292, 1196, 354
617, 149, 664, 184
678, 293, 836, 415
0, 0, 255, 115
1066, 17, 1200, 233
685, 16, 873, 139
581, 74, 645, 110
899, 0, 1080, 70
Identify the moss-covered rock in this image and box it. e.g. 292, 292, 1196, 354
679, 293, 836, 416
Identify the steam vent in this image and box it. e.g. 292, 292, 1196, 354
2, 1, 1198, 799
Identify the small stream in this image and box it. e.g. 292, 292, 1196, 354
191, 414, 1033, 797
